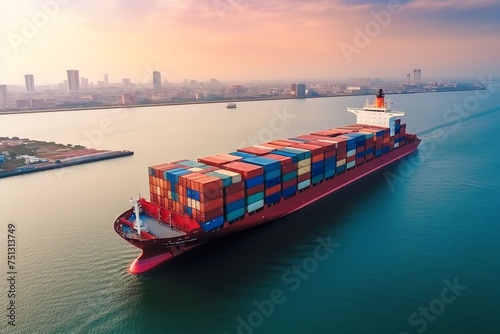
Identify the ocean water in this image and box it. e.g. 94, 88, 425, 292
0, 87, 499, 334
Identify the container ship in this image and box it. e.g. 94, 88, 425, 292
114, 89, 420, 273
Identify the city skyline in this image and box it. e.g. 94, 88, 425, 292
1, 1, 500, 85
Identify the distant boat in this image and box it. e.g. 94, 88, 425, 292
226, 103, 237, 109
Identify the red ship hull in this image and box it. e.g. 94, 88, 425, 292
115, 136, 420, 274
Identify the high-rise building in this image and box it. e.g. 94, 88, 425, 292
0, 85, 7, 107
296, 83, 306, 98
104, 74, 109, 86
413, 69, 418, 85
407, 74, 411, 85
153, 71, 161, 91
25, 74, 35, 92
417, 69, 422, 85
122, 78, 131, 89
67, 69, 80, 93
290, 83, 297, 95
81, 77, 89, 89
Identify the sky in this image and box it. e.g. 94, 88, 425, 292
1, 0, 499, 85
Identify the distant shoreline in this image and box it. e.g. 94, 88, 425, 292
0, 87, 486, 116
0, 150, 133, 179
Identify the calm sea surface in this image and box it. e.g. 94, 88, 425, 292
1, 88, 499, 333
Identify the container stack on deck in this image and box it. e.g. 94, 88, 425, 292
148, 122, 409, 232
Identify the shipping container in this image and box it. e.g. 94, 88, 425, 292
223, 161, 263, 179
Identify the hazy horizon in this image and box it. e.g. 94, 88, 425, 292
1, 0, 499, 86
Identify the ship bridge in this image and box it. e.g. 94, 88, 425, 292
348, 89, 404, 136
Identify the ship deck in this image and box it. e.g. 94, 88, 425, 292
131, 214, 186, 239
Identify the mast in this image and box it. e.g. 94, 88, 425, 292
130, 197, 142, 236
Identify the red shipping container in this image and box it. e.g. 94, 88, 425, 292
225, 190, 245, 203
357, 156, 365, 164
199, 188, 223, 202
247, 184, 264, 196
237, 146, 270, 156
265, 184, 281, 197
198, 156, 230, 168
356, 146, 365, 153
337, 151, 347, 160
200, 207, 224, 222
365, 153, 374, 160
308, 140, 337, 153
325, 150, 336, 159
298, 172, 311, 183
347, 155, 355, 163
217, 153, 243, 162
401, 124, 407, 136
262, 143, 285, 149
292, 143, 324, 155
267, 140, 292, 147
200, 197, 224, 212
223, 161, 263, 179
312, 154, 325, 163
225, 181, 245, 196
282, 163, 298, 174
282, 178, 297, 189
264, 153, 293, 166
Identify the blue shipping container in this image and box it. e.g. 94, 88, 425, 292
229, 151, 257, 159
272, 150, 299, 163
282, 170, 297, 182
265, 177, 281, 188
247, 191, 264, 204
312, 174, 323, 184
243, 156, 281, 172
265, 169, 281, 180
375, 149, 382, 157
201, 215, 224, 231
336, 165, 346, 174
282, 185, 297, 197
325, 169, 335, 179
245, 175, 264, 188
226, 207, 245, 222
225, 198, 245, 212
265, 192, 281, 204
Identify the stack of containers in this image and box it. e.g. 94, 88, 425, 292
399, 123, 407, 146
264, 153, 297, 198
308, 139, 337, 179
204, 169, 244, 223
340, 135, 357, 170
243, 156, 282, 205
361, 127, 384, 157
393, 119, 401, 149
223, 161, 264, 214
316, 137, 347, 174
358, 131, 375, 161
179, 174, 224, 231
292, 142, 325, 185
348, 133, 367, 166
280, 146, 311, 190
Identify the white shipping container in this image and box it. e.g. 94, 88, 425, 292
298, 158, 311, 168
215, 169, 242, 183
346, 161, 356, 169
347, 149, 356, 157
188, 167, 204, 172
394, 142, 399, 148
336, 159, 346, 167
298, 179, 311, 190
247, 199, 264, 212
297, 165, 311, 175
